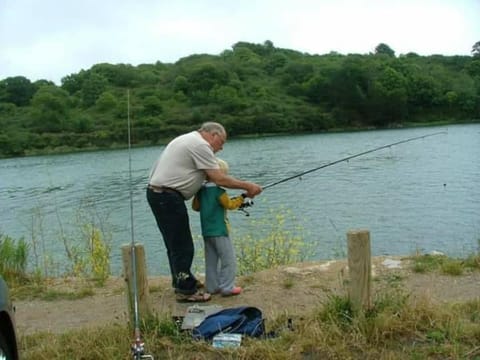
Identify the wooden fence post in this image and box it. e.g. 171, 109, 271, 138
122, 243, 151, 324
347, 229, 371, 313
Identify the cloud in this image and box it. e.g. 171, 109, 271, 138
1, 0, 478, 84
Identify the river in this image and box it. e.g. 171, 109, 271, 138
1, 124, 479, 275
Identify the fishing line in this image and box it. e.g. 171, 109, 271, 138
127, 90, 154, 360
262, 131, 447, 190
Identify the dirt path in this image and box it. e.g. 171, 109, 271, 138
14, 256, 480, 336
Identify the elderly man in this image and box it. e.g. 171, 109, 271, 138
147, 122, 262, 302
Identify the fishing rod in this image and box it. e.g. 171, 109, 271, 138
262, 131, 447, 191
127, 90, 154, 360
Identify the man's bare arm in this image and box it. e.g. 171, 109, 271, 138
205, 168, 262, 198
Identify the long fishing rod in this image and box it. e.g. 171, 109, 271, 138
262, 131, 446, 190
127, 90, 154, 360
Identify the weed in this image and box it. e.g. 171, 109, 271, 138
464, 253, 480, 270
454, 299, 480, 323
381, 272, 404, 287
141, 313, 186, 342
234, 207, 310, 275
410, 253, 473, 276
282, 276, 295, 289
317, 294, 354, 327
411, 253, 445, 273
39, 287, 95, 301
441, 259, 464, 276
464, 239, 480, 270
85, 224, 110, 285
148, 284, 165, 294
369, 287, 409, 316
241, 274, 256, 286
0, 233, 29, 283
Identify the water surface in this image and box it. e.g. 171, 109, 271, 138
1, 124, 479, 275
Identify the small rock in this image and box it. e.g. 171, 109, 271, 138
382, 258, 402, 269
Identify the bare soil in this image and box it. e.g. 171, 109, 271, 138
14, 256, 480, 336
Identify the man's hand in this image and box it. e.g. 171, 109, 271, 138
244, 182, 262, 198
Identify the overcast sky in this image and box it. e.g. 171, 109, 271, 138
1, 0, 479, 85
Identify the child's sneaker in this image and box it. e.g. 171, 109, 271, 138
221, 286, 242, 297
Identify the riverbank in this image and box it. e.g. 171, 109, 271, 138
14, 255, 480, 336
5, 119, 478, 159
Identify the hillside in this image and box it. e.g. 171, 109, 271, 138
1, 41, 479, 157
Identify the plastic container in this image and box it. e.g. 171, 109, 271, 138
212, 333, 242, 348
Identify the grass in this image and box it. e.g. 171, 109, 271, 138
11, 279, 95, 301
0, 233, 28, 284
410, 251, 480, 275
5, 266, 104, 301
5, 226, 480, 359
18, 291, 480, 359
15, 248, 480, 359
282, 276, 295, 289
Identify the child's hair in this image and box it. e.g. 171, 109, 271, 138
217, 158, 229, 174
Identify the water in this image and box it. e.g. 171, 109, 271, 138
1, 124, 479, 275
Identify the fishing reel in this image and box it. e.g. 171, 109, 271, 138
131, 342, 154, 360
131, 335, 154, 359
131, 344, 154, 359
238, 195, 254, 216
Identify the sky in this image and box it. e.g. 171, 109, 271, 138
1, 0, 479, 85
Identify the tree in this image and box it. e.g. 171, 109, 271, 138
73, 115, 94, 133
210, 85, 245, 112
472, 41, 480, 57
95, 91, 118, 112
406, 74, 441, 110
232, 40, 274, 56
188, 64, 229, 93
34, 79, 55, 88
143, 95, 163, 116
232, 46, 263, 65
367, 66, 408, 125
281, 62, 314, 85
465, 60, 480, 77
186, 64, 230, 104
375, 43, 395, 57
173, 76, 188, 93
91, 63, 137, 87
30, 86, 70, 132
264, 53, 288, 74
0, 76, 37, 106
61, 71, 87, 95
325, 57, 371, 121
81, 73, 108, 107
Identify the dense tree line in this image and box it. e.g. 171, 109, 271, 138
1, 40, 479, 157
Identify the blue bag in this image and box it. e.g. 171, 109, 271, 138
192, 306, 265, 340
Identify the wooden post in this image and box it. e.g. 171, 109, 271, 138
347, 229, 371, 313
122, 243, 151, 324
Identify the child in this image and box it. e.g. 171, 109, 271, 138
192, 158, 244, 296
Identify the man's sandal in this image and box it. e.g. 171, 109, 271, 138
176, 291, 211, 303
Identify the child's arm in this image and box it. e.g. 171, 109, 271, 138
218, 193, 244, 210
192, 194, 200, 212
